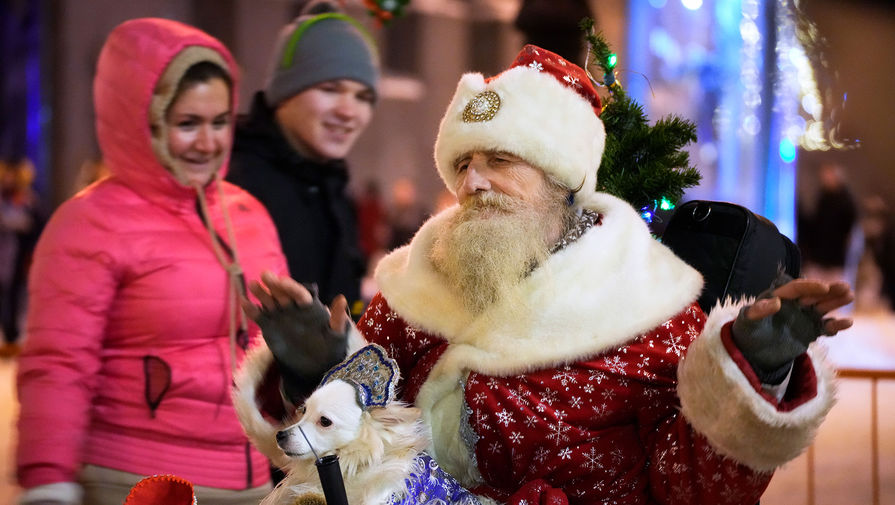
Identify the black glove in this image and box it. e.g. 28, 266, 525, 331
731, 273, 827, 384
254, 288, 349, 404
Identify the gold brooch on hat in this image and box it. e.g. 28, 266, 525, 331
462, 90, 500, 122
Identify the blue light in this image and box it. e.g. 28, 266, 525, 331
641, 210, 654, 223
649, 0, 667, 7
779, 138, 797, 163
649, 28, 681, 64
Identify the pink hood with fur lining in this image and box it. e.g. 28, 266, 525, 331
94, 17, 239, 211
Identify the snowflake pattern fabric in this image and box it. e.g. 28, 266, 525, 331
359, 295, 772, 505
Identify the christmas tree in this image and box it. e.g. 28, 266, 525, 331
580, 18, 701, 220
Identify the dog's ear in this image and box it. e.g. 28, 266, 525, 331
370, 405, 422, 426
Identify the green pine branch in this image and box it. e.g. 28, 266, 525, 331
579, 18, 701, 212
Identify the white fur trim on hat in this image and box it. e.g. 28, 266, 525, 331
434, 66, 605, 205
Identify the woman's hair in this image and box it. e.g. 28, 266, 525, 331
170, 60, 232, 109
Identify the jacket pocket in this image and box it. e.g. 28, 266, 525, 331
143, 355, 172, 418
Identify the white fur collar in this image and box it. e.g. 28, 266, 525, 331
375, 192, 703, 375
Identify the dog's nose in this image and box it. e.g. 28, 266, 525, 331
276, 430, 288, 443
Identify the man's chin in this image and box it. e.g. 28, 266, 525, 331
458, 206, 516, 225
471, 207, 508, 219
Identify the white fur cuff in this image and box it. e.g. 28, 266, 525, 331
677, 300, 836, 472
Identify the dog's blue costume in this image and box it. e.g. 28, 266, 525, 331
387, 454, 480, 505
323, 346, 480, 505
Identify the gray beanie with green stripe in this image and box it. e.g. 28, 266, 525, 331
265, 1, 379, 107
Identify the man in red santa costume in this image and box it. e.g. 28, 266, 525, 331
242, 45, 853, 505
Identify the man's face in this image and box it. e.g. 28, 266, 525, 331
453, 151, 549, 206
274, 79, 374, 161
430, 151, 572, 314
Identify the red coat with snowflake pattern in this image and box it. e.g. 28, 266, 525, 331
361, 293, 781, 505
362, 194, 836, 505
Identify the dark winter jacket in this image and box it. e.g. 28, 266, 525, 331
228, 92, 365, 309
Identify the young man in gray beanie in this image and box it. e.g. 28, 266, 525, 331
228, 0, 378, 317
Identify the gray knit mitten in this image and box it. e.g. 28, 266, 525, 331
730, 273, 827, 384
254, 289, 348, 404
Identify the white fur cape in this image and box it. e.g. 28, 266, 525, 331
373, 191, 835, 474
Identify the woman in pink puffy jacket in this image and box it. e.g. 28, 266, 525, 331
15, 18, 287, 505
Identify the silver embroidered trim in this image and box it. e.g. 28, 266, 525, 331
320, 344, 399, 409
550, 209, 601, 254
458, 376, 482, 485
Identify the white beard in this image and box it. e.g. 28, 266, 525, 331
429, 188, 570, 315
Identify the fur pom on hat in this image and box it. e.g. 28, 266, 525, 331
265, 0, 379, 107
434, 45, 605, 206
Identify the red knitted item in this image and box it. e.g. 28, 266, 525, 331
123, 474, 196, 505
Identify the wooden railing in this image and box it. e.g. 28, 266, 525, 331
806, 368, 895, 505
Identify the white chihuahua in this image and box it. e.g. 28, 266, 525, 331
234, 344, 480, 505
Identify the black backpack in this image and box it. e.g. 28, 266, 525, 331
660, 200, 801, 312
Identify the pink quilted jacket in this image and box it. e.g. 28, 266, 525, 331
16, 18, 287, 492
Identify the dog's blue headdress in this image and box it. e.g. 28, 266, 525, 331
319, 344, 399, 410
